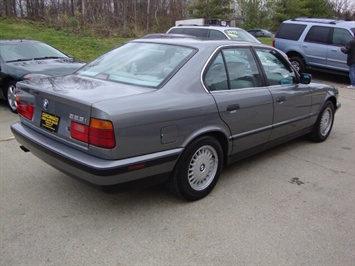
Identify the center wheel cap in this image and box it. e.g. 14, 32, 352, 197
200, 164, 206, 172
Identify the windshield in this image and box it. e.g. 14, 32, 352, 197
225, 29, 261, 43
77, 42, 196, 88
0, 42, 68, 62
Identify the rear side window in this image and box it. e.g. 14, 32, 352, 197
204, 48, 262, 91
182, 28, 208, 38
168, 28, 184, 34
275, 23, 306, 40
305, 26, 331, 44
209, 30, 228, 39
332, 28, 353, 46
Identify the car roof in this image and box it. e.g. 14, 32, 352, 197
0, 39, 42, 44
169, 25, 245, 31
134, 34, 268, 49
284, 18, 355, 28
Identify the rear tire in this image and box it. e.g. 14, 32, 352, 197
289, 56, 305, 74
167, 136, 223, 201
5, 81, 17, 113
309, 101, 334, 142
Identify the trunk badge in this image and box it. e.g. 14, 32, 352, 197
43, 99, 49, 110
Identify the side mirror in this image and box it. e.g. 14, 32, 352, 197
68, 55, 75, 62
300, 73, 312, 84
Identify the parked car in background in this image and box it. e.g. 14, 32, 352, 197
11, 35, 340, 201
247, 29, 274, 38
167, 25, 261, 43
0, 39, 85, 112
273, 18, 355, 74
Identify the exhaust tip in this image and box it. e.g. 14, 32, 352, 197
20, 145, 30, 152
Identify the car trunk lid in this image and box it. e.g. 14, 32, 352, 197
16, 75, 155, 150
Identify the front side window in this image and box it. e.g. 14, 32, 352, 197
224, 29, 260, 43
204, 47, 262, 91
77, 42, 195, 88
255, 48, 296, 86
304, 26, 331, 44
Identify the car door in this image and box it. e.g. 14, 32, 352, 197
204, 47, 273, 154
302, 26, 331, 68
254, 48, 312, 141
327, 27, 352, 71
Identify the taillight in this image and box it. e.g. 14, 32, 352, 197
70, 118, 116, 149
17, 100, 34, 120
70, 121, 89, 143
272, 39, 275, 47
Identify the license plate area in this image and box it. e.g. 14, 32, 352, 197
41, 111, 60, 133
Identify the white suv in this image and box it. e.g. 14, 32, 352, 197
167, 25, 261, 43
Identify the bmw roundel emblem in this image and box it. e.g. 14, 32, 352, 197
43, 99, 49, 110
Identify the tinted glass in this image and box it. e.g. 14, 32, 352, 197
209, 30, 228, 39
77, 42, 195, 88
0, 42, 68, 62
255, 48, 296, 86
168, 28, 184, 34
332, 28, 353, 46
182, 28, 208, 37
275, 24, 306, 40
304, 26, 331, 44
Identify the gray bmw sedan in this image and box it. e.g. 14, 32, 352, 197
11, 36, 340, 201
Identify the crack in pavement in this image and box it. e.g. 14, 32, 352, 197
0, 136, 15, 142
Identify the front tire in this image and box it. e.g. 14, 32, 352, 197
167, 136, 223, 201
5, 81, 17, 113
309, 101, 335, 142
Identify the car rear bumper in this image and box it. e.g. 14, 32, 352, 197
11, 122, 182, 186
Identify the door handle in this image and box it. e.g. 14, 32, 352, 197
276, 96, 285, 102
227, 104, 240, 111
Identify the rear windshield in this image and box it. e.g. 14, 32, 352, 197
275, 23, 307, 40
77, 42, 196, 88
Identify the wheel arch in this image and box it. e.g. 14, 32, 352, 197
287, 51, 306, 63
0, 76, 16, 98
180, 128, 230, 166
325, 96, 338, 111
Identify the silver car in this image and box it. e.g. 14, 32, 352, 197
11, 36, 341, 201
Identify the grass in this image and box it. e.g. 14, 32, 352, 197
0, 17, 273, 62
0, 18, 130, 62
258, 37, 273, 46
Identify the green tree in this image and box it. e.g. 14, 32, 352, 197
305, 0, 333, 18
187, 0, 234, 21
237, 0, 275, 30
273, 0, 310, 26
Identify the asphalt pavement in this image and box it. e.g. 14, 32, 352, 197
0, 73, 354, 265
